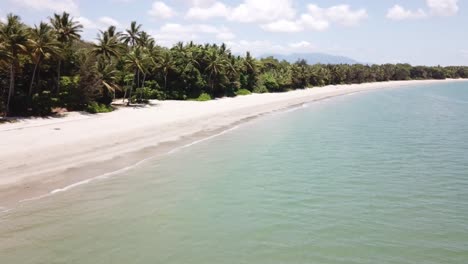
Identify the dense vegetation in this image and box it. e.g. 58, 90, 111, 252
1, 12, 468, 117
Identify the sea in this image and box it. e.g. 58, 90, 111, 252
1, 81, 467, 264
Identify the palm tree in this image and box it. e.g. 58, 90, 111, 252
156, 51, 175, 92
92, 28, 123, 61
104, 25, 121, 39
122, 21, 142, 47
137, 31, 153, 48
205, 49, 229, 95
94, 57, 121, 102
123, 47, 146, 105
49, 12, 83, 93
243, 51, 258, 91
28, 22, 61, 96
0, 14, 29, 116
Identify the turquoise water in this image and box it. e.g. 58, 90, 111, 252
1, 82, 468, 264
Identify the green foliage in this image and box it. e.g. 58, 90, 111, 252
253, 84, 269, 94
260, 73, 280, 92
85, 102, 113, 113
60, 76, 80, 90
193, 93, 212, 101
31, 91, 57, 116
235, 89, 251, 96
1, 11, 468, 117
134, 87, 166, 102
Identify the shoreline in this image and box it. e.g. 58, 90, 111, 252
1, 79, 467, 209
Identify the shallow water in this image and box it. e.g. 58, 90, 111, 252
1, 82, 468, 264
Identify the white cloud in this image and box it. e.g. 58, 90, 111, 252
152, 23, 235, 47
77, 16, 98, 29
186, 0, 295, 23
387, 5, 427, 20
325, 5, 368, 26
261, 4, 366, 33
10, 0, 79, 15
299, 13, 329, 31
216, 28, 236, 41
186, 2, 229, 20
229, 0, 296, 23
148, 1, 176, 19
189, 0, 216, 7
387, 0, 458, 21
98, 16, 120, 27
289, 41, 315, 51
261, 19, 303, 33
225, 40, 316, 56
77, 16, 122, 29
427, 0, 458, 16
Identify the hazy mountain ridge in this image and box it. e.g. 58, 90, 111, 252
261, 53, 359, 65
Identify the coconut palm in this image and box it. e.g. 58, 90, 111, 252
137, 31, 153, 48
94, 57, 121, 102
156, 51, 176, 92
0, 14, 29, 116
49, 12, 83, 92
205, 49, 229, 95
104, 25, 121, 39
243, 51, 258, 91
28, 22, 61, 96
122, 21, 142, 47
123, 47, 146, 105
92, 29, 123, 61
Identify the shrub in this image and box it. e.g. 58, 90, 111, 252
85, 102, 114, 114
253, 85, 269, 94
31, 91, 57, 116
194, 93, 212, 101
260, 73, 280, 92
235, 89, 252, 96
60, 76, 80, 90
134, 87, 166, 102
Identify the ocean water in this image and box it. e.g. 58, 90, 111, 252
1, 82, 468, 264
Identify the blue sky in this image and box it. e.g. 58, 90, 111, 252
1, 0, 467, 65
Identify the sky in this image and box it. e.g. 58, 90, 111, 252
0, 0, 467, 66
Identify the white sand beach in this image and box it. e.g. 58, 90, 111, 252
1, 79, 467, 207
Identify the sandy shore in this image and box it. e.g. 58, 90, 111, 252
1, 79, 467, 208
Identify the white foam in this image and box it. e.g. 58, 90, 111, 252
281, 103, 309, 114
168, 125, 239, 154
18, 125, 241, 204
0, 206, 12, 214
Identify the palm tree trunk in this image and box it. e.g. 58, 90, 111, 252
137, 69, 140, 88
164, 74, 167, 91
127, 69, 137, 106
29, 62, 39, 97
140, 74, 147, 101
211, 79, 215, 96
6, 64, 15, 117
123, 88, 127, 103
57, 60, 61, 94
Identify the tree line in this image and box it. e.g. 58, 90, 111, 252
1, 12, 467, 117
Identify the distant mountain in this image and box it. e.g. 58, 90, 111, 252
261, 53, 359, 65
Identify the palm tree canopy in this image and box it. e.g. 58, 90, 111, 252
122, 21, 142, 47
0, 13, 29, 58
92, 30, 123, 60
49, 12, 83, 44
28, 22, 61, 64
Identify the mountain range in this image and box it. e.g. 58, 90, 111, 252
261, 53, 359, 65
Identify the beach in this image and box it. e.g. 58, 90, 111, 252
1, 79, 467, 208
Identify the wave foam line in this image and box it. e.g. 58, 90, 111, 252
19, 125, 241, 204
281, 103, 309, 114
168, 125, 239, 154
